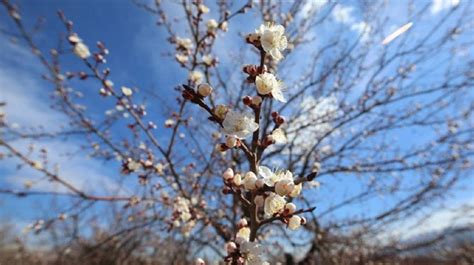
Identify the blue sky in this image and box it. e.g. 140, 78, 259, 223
0, 0, 473, 250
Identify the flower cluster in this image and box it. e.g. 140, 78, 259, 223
182, 21, 314, 265
171, 196, 197, 236
223, 219, 269, 264
223, 166, 305, 229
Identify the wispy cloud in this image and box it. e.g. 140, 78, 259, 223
301, 0, 328, 15
381, 198, 474, 241
0, 40, 128, 197
431, 0, 460, 14
332, 4, 355, 24
332, 4, 372, 42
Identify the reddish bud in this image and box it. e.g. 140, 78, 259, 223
276, 116, 285, 125
242, 96, 252, 106
79, 72, 88, 80
182, 90, 194, 100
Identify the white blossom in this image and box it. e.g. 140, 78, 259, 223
223, 110, 259, 139
175, 53, 188, 64
275, 178, 295, 196
73, 42, 91, 59
198, 4, 209, 14
289, 183, 302, 197
121, 86, 133, 96
288, 215, 302, 230
255, 73, 286, 102
188, 70, 203, 84
173, 196, 193, 224
256, 23, 287, 61
202, 54, 214, 66
195, 258, 205, 265
258, 166, 279, 187
240, 241, 269, 265
236, 227, 250, 242
271, 128, 287, 144
176, 37, 193, 50
206, 19, 218, 32
264, 193, 286, 217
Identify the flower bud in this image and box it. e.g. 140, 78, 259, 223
121, 86, 133, 97
182, 90, 194, 100
68, 34, 81, 44
243, 64, 258, 76
220, 21, 228, 32
275, 115, 285, 125
225, 242, 237, 254
242, 96, 252, 105
197, 83, 213, 97
233, 173, 242, 186
214, 104, 228, 120
73, 42, 91, 59
263, 135, 275, 146
237, 218, 248, 227
252, 96, 262, 105
198, 4, 209, 14
284, 203, 296, 214
223, 168, 234, 181
271, 111, 279, 119
243, 172, 257, 190
206, 19, 218, 33
225, 136, 237, 148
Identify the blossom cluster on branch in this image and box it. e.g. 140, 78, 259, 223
184, 20, 316, 264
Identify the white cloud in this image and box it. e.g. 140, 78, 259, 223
351, 21, 372, 43
0, 67, 67, 130
3, 139, 128, 196
286, 95, 340, 153
431, 0, 460, 14
381, 198, 474, 241
332, 4, 372, 43
332, 4, 355, 24
0, 40, 129, 197
302, 0, 328, 15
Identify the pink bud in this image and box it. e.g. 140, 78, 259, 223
223, 168, 234, 180
225, 242, 237, 254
